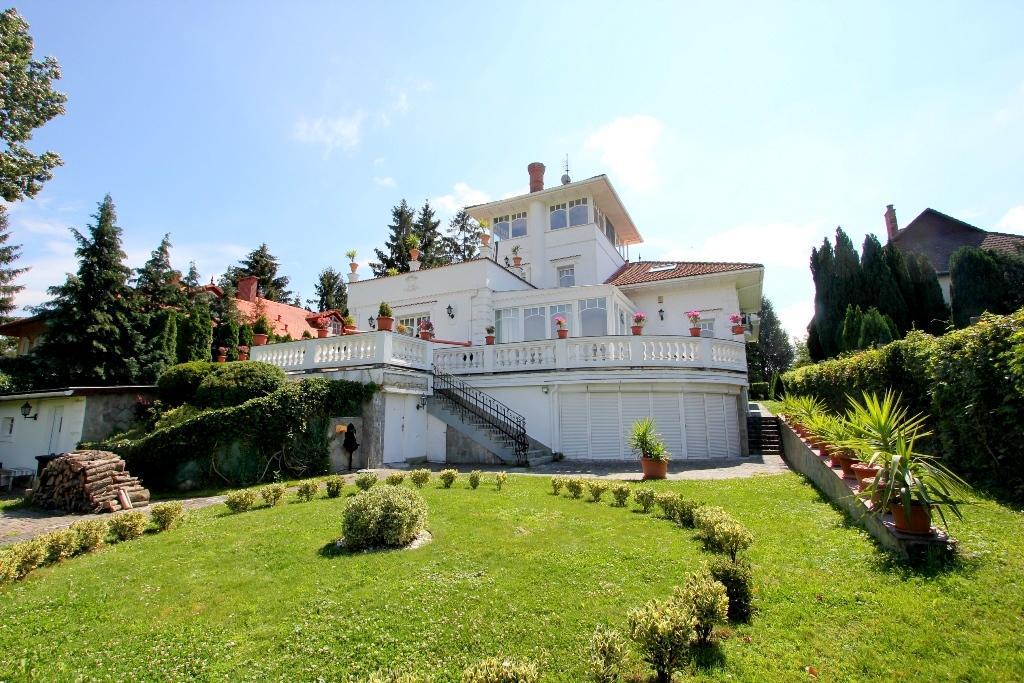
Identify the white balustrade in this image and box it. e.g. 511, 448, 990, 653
250, 332, 746, 375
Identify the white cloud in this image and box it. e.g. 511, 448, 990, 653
373, 157, 386, 167
997, 205, 1024, 234
292, 112, 366, 153
432, 182, 492, 216
656, 221, 826, 271
373, 176, 396, 188
777, 299, 814, 341
584, 115, 665, 192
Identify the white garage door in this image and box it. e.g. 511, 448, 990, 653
558, 390, 740, 460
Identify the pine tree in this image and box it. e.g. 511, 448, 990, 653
177, 293, 213, 362
0, 9, 67, 202
840, 304, 864, 352
858, 307, 895, 349
905, 253, 949, 334
33, 195, 145, 385
441, 209, 481, 263
225, 243, 292, 302
882, 244, 913, 333
0, 206, 28, 320
212, 279, 241, 361
412, 199, 447, 268
807, 235, 836, 361
372, 199, 416, 276
860, 236, 907, 337
311, 267, 347, 312
746, 297, 794, 383
183, 261, 200, 289
134, 233, 184, 313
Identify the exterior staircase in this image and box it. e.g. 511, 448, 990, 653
429, 366, 554, 467
747, 406, 782, 457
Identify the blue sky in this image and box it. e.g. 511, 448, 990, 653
6, 1, 1024, 338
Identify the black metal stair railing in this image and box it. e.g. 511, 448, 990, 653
431, 364, 529, 465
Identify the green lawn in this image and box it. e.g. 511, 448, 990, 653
1, 473, 1022, 681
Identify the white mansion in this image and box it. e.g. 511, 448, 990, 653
252, 163, 763, 468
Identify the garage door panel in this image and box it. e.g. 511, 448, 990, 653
684, 394, 708, 458
620, 393, 652, 459
706, 395, 729, 458
652, 394, 684, 460
589, 394, 621, 459
559, 394, 589, 459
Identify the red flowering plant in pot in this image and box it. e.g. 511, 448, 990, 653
554, 315, 568, 339
631, 312, 647, 335
418, 318, 435, 341
729, 313, 745, 336
686, 310, 702, 336
629, 417, 669, 480
485, 325, 495, 345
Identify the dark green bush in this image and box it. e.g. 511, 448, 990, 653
193, 361, 286, 409
157, 361, 215, 405
341, 485, 427, 551
708, 557, 754, 622
749, 381, 769, 400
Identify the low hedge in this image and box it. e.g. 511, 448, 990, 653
157, 361, 215, 405
193, 361, 285, 408
94, 377, 376, 490
782, 310, 1024, 501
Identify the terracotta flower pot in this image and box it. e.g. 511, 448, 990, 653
631, 325, 644, 335
238, 346, 249, 361
689, 327, 701, 337
344, 325, 357, 335
216, 347, 227, 363
316, 328, 329, 338
837, 452, 861, 479
252, 333, 268, 346
828, 449, 843, 468
377, 316, 394, 332
409, 248, 421, 261
485, 335, 495, 345
419, 331, 434, 341
641, 456, 668, 480
512, 255, 523, 267
890, 502, 933, 535
731, 324, 745, 335
851, 462, 882, 486
557, 329, 568, 339
349, 262, 359, 273
480, 233, 491, 246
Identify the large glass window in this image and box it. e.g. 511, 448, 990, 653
493, 215, 510, 240
524, 307, 546, 341
604, 218, 616, 245
549, 203, 567, 230
579, 297, 608, 337
557, 265, 575, 288
568, 198, 589, 226
397, 313, 430, 336
494, 308, 518, 343
549, 304, 572, 337
509, 211, 527, 238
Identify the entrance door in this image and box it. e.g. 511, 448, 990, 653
47, 405, 65, 453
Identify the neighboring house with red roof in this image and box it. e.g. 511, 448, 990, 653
206, 276, 346, 339
885, 205, 1024, 302
252, 162, 765, 469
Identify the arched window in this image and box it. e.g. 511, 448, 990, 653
523, 307, 546, 341
493, 215, 510, 240
579, 297, 607, 337
509, 211, 527, 237
549, 203, 567, 230
568, 198, 589, 226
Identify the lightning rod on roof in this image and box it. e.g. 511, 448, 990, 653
561, 154, 571, 185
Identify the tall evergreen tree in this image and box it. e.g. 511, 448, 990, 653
745, 297, 794, 383
0, 206, 28, 320
177, 293, 214, 363
311, 267, 347, 312
0, 9, 67, 202
212, 279, 241, 361
840, 304, 864, 352
441, 209, 481, 263
33, 195, 145, 385
905, 252, 949, 334
882, 244, 913, 332
372, 199, 416, 276
807, 234, 836, 361
225, 243, 292, 302
134, 233, 184, 313
860, 235, 907, 335
858, 307, 895, 349
412, 199, 446, 268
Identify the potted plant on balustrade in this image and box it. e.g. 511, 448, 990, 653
629, 417, 670, 480
631, 312, 647, 335
730, 313, 745, 335
237, 345, 250, 361
485, 325, 495, 345
377, 302, 394, 331
342, 314, 357, 334
418, 318, 435, 341
215, 346, 228, 363
405, 234, 421, 262
252, 315, 271, 346
554, 315, 569, 339
686, 310, 702, 336
314, 318, 330, 338
346, 249, 359, 274
478, 219, 491, 247
510, 244, 523, 267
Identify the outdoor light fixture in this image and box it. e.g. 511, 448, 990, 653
416, 395, 428, 410
658, 308, 665, 321
367, 316, 376, 329
542, 386, 550, 394
20, 402, 37, 420
446, 304, 455, 319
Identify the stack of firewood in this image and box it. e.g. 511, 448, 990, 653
31, 451, 150, 513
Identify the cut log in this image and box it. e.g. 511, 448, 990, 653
30, 450, 150, 513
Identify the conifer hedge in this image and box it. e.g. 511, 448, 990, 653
783, 310, 1024, 502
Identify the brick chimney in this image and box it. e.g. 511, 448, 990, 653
236, 275, 258, 302
884, 204, 899, 241
528, 162, 545, 193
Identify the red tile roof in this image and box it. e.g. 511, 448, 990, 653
234, 298, 343, 339
604, 260, 762, 286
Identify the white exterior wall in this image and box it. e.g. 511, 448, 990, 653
622, 278, 743, 339
0, 396, 86, 471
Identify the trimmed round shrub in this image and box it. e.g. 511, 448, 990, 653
410, 469, 431, 488
341, 485, 427, 551
157, 361, 215, 405
325, 476, 345, 498
109, 511, 149, 541
628, 593, 694, 683
44, 528, 79, 562
678, 571, 729, 644
495, 471, 508, 491
709, 557, 754, 622
193, 361, 286, 409
225, 489, 257, 513
4, 538, 46, 581
70, 519, 108, 552
654, 492, 679, 519
385, 472, 406, 486
674, 498, 700, 528
150, 501, 184, 531
468, 470, 482, 489
461, 657, 539, 683
588, 624, 627, 683
550, 477, 566, 495
586, 480, 609, 502
565, 478, 584, 499
355, 472, 378, 490
439, 469, 458, 488
611, 483, 631, 507
296, 480, 319, 501
708, 520, 754, 561
634, 487, 656, 513
261, 483, 286, 506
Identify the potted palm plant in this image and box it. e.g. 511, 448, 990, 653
343, 314, 357, 334
377, 302, 394, 331
485, 325, 495, 345
686, 310, 702, 336
346, 249, 359, 274
554, 315, 568, 339
730, 313, 745, 335
511, 244, 523, 267
631, 312, 647, 335
406, 234, 421, 262
629, 417, 670, 479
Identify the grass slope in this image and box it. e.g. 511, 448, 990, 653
1, 474, 1022, 681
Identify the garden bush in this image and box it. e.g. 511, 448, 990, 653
296, 481, 319, 501
325, 476, 345, 498
673, 498, 700, 528
611, 483, 631, 507
654, 491, 679, 519
588, 624, 627, 683
550, 476, 566, 495
634, 487, 655, 513
150, 501, 184, 531
385, 472, 406, 486
468, 470, 482, 489
44, 528, 79, 562
109, 511, 149, 541
261, 483, 285, 506
355, 472, 378, 490
460, 657, 540, 683
225, 489, 257, 513
710, 520, 754, 561
193, 361, 286, 409
410, 469, 431, 488
627, 593, 694, 683
341, 485, 427, 551
495, 472, 508, 491
565, 478, 584, 499
153, 403, 204, 431
4, 539, 46, 581
439, 469, 458, 488
156, 361, 215, 405
586, 480, 609, 502
678, 571, 729, 644
708, 557, 754, 622
70, 519, 108, 552
749, 381, 770, 400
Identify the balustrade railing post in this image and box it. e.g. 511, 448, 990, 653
555, 338, 568, 370
700, 337, 712, 368
376, 331, 393, 365
302, 337, 316, 370
628, 336, 642, 364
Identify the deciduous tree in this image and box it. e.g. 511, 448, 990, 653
746, 297, 794, 383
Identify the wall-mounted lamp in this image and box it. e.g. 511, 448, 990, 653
658, 308, 665, 321
20, 401, 37, 420
367, 316, 376, 330
504, 256, 511, 267
416, 395, 428, 410
446, 304, 455, 319
541, 386, 550, 394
